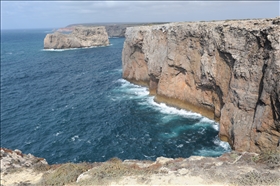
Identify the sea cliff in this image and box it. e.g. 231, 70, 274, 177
44, 26, 109, 49
122, 17, 280, 153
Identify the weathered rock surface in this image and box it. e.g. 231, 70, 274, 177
105, 25, 127, 37
122, 17, 280, 153
1, 148, 279, 186
44, 26, 109, 49
0, 148, 48, 174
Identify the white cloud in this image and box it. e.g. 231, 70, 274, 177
1, 1, 279, 29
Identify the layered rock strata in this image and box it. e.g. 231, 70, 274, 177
122, 17, 280, 152
44, 26, 109, 49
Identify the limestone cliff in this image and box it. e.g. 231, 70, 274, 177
105, 25, 126, 37
122, 17, 280, 153
44, 26, 109, 49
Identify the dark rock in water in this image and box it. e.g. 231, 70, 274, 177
122, 17, 280, 153
44, 26, 109, 49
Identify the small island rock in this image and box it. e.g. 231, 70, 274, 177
44, 26, 109, 49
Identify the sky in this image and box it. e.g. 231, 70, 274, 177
1, 1, 279, 29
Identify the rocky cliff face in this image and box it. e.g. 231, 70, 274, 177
122, 17, 280, 153
44, 26, 109, 49
105, 25, 126, 37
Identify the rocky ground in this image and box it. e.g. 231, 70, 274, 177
1, 148, 279, 186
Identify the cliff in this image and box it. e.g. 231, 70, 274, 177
1, 148, 279, 186
122, 17, 280, 153
44, 26, 109, 49
105, 25, 127, 37
55, 23, 169, 38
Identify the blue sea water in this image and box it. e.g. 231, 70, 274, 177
1, 29, 231, 164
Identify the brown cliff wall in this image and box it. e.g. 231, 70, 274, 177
122, 17, 280, 152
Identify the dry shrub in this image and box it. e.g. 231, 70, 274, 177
33, 163, 51, 173
254, 150, 280, 169
38, 162, 92, 186
234, 170, 280, 186
78, 157, 161, 185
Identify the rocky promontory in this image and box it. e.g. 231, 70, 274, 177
44, 26, 109, 49
122, 17, 280, 153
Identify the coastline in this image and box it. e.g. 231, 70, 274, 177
122, 17, 280, 152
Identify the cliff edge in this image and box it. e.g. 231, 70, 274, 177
1, 148, 279, 186
122, 17, 280, 153
44, 26, 109, 49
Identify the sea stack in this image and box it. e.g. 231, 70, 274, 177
44, 26, 110, 49
122, 17, 280, 153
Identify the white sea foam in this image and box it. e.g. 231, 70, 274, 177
147, 97, 202, 119
200, 117, 215, 124
177, 144, 184, 148
211, 123, 219, 131
54, 131, 62, 136
116, 79, 149, 97
213, 137, 231, 151
197, 149, 224, 157
71, 135, 79, 141
42, 48, 78, 52
162, 131, 178, 138
198, 115, 220, 131
117, 79, 222, 134
117, 79, 133, 88
198, 128, 206, 134
143, 154, 156, 158
41, 44, 111, 52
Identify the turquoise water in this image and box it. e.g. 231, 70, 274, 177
1, 29, 230, 164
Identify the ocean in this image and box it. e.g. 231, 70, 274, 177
1, 29, 230, 164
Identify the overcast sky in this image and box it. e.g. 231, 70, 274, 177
1, 1, 279, 29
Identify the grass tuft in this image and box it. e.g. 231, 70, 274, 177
33, 163, 51, 173
78, 157, 161, 185
254, 150, 280, 169
38, 162, 92, 186
234, 170, 280, 186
